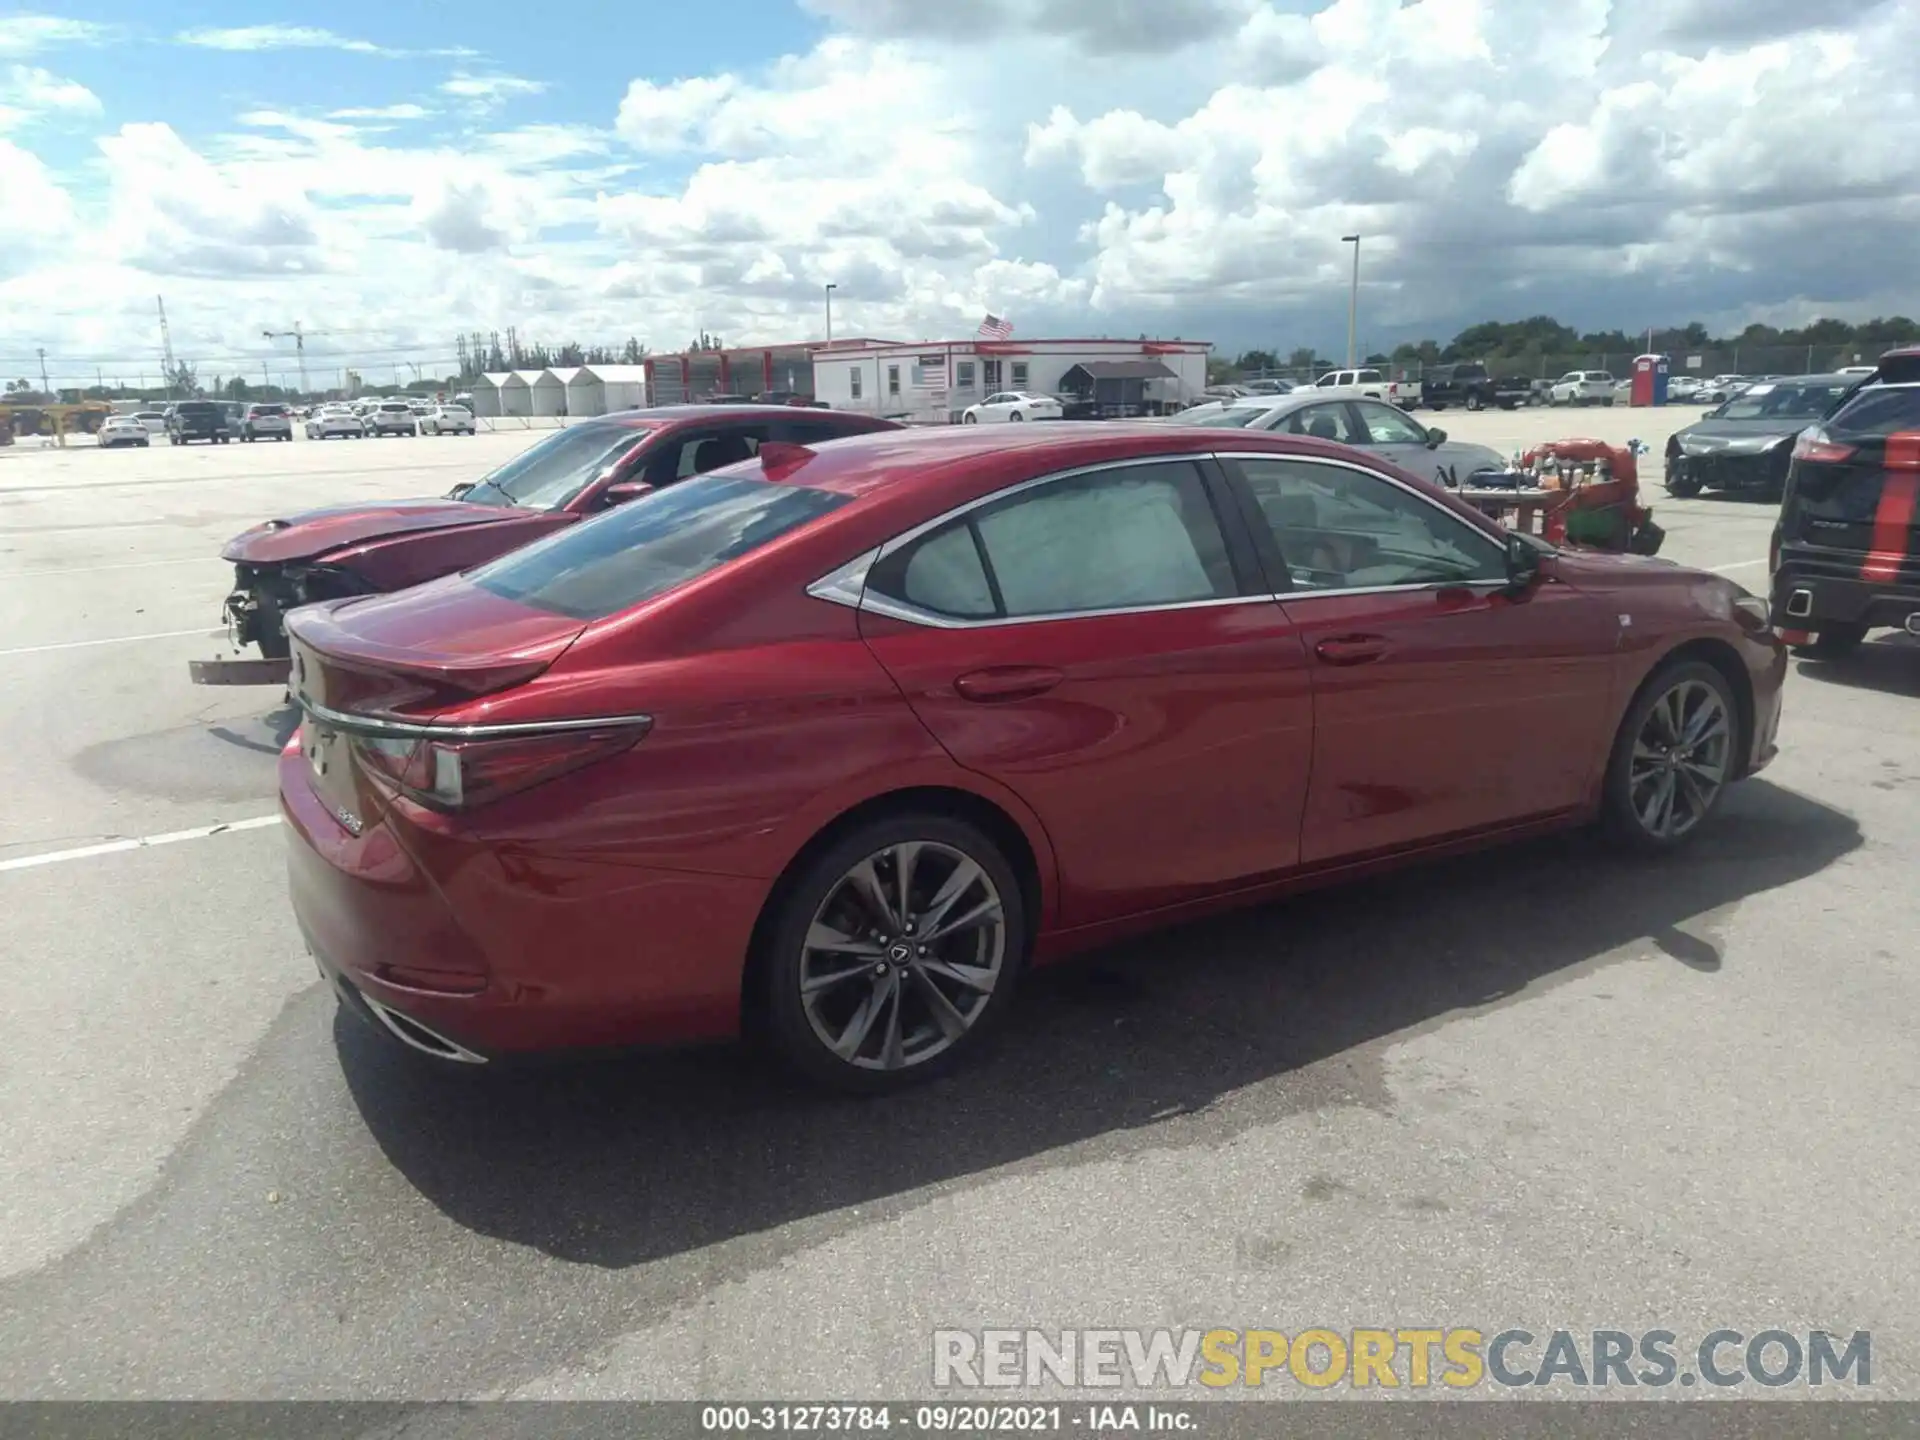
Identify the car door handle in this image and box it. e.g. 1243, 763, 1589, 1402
1313, 635, 1390, 666
953, 665, 1064, 702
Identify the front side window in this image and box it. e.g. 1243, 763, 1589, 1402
868, 461, 1236, 621
1352, 401, 1428, 445
1235, 457, 1504, 592
473, 475, 849, 621
658, 428, 765, 482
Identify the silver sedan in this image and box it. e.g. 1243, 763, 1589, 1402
1164, 393, 1508, 487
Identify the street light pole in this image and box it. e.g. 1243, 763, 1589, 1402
1341, 235, 1361, 369
825, 283, 837, 344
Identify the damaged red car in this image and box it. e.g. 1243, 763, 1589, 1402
282, 424, 1785, 1092
200, 406, 896, 683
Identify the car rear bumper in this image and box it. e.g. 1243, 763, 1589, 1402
280, 746, 762, 1059
1770, 551, 1920, 632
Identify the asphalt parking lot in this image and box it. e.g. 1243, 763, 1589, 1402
1, 411, 1916, 1402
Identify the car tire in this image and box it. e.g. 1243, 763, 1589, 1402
1796, 624, 1867, 659
1465, 393, 1483, 412
1010, 412, 1024, 421
1664, 465, 1702, 498
759, 811, 1028, 1093
962, 413, 977, 424
1601, 659, 1740, 853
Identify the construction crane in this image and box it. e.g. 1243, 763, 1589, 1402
260, 323, 327, 396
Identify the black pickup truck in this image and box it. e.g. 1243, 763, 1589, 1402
166, 400, 233, 445
1418, 362, 1532, 411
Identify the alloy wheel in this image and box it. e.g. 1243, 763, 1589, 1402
798, 841, 1006, 1072
1628, 678, 1732, 840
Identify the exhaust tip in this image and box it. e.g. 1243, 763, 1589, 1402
1785, 589, 1814, 618
1906, 613, 1920, 637
361, 993, 488, 1064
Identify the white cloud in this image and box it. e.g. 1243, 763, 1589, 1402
177, 25, 384, 54
327, 103, 431, 121
0, 135, 74, 268
0, 15, 112, 55
440, 73, 547, 104
0, 63, 99, 128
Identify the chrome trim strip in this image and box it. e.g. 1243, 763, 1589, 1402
296, 695, 652, 741
803, 446, 1515, 632
362, 994, 488, 1064
858, 592, 1274, 631
805, 547, 878, 611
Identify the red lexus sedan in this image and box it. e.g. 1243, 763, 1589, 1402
281, 424, 1785, 1090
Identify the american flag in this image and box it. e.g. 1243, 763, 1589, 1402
976, 313, 1014, 341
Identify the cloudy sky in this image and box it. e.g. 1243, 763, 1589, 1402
1, 0, 1915, 386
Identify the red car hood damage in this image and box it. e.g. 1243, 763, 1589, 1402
221, 499, 538, 565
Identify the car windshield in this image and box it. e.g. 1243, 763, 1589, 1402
471, 474, 850, 620
1716, 382, 1851, 422
460, 424, 658, 510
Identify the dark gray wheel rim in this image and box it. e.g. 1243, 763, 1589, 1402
1630, 679, 1732, 839
799, 841, 1006, 1071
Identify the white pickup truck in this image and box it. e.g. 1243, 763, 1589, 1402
1304, 367, 1414, 408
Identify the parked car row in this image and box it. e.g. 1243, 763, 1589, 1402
93, 399, 476, 447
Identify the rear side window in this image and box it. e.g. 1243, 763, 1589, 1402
869, 461, 1236, 621
471, 475, 848, 621
1829, 386, 1920, 438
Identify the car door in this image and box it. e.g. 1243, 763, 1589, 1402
1218, 451, 1619, 865
853, 456, 1316, 927
1346, 399, 1464, 485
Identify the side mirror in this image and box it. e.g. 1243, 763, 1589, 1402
1425, 427, 1447, 448
1503, 531, 1543, 592
605, 481, 654, 505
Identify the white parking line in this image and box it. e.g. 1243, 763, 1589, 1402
0, 558, 215, 580
0, 627, 221, 658
1709, 559, 1768, 572
0, 815, 281, 874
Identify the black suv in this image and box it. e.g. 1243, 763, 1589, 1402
167, 400, 233, 445
1769, 348, 1920, 656
1419, 363, 1531, 411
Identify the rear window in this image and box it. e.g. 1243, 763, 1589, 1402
178, 402, 216, 415
1829, 385, 1920, 439
250, 404, 287, 416
470, 474, 850, 621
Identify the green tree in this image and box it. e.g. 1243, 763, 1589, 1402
621, 336, 646, 364
1287, 346, 1318, 371
1236, 349, 1278, 372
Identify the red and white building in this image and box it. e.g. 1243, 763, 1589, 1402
809, 337, 1211, 421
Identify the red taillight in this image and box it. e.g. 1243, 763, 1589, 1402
351, 724, 646, 810
1887, 432, 1920, 472
1768, 528, 1780, 577
1792, 428, 1856, 465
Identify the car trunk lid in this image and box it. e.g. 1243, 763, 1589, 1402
284, 578, 590, 834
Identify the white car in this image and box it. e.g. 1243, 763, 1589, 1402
1698, 375, 1750, 403
130, 410, 168, 436
96, 414, 150, 448
420, 404, 475, 435
305, 406, 365, 439
1306, 368, 1412, 406
962, 391, 1063, 423
1835, 365, 1877, 378
1549, 371, 1617, 406
368, 400, 420, 436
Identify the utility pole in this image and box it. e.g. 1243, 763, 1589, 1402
36, 347, 52, 397
825, 282, 837, 344
1341, 235, 1361, 369
157, 296, 177, 397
